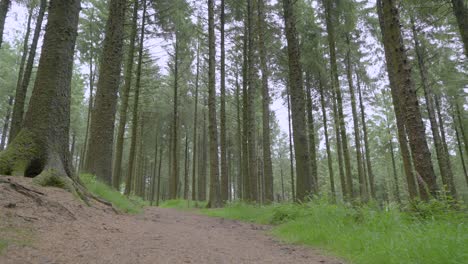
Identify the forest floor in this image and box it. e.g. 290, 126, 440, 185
0, 176, 343, 264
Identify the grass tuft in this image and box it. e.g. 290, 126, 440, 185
201, 200, 468, 264
79, 174, 145, 214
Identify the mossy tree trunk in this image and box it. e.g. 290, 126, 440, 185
305, 74, 318, 194
84, 0, 126, 185
0, 0, 81, 189
282, 0, 312, 201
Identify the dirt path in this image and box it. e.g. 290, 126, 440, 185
0, 177, 343, 264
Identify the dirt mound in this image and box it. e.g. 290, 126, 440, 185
0, 176, 343, 264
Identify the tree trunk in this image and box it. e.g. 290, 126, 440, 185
0, 0, 11, 48
184, 130, 190, 200
241, 16, 250, 201
124, 2, 146, 195
434, 95, 457, 197
247, 0, 258, 203
84, 0, 127, 185
170, 35, 180, 200
113, 0, 140, 189
0, 0, 81, 188
156, 142, 163, 206
286, 88, 295, 201
258, 0, 273, 203
451, 0, 468, 57
377, 0, 437, 200
207, 0, 221, 208
331, 88, 346, 200
356, 73, 376, 200
412, 18, 455, 197
305, 73, 318, 194
324, 0, 353, 200
319, 76, 335, 201
345, 35, 366, 201
10, 0, 47, 143
198, 108, 208, 201
388, 133, 401, 204
219, 0, 229, 203
0, 96, 13, 150
282, 0, 312, 201
235, 69, 243, 200
191, 38, 200, 202
150, 132, 159, 205
9, 6, 33, 143
451, 106, 468, 186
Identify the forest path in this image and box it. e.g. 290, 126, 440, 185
0, 177, 343, 264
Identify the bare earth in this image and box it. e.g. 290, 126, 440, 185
0, 177, 343, 264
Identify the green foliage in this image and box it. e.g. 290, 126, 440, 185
159, 199, 207, 209
202, 201, 468, 264
79, 174, 145, 214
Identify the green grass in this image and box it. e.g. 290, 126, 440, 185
79, 174, 146, 214
0, 239, 7, 254
159, 199, 207, 209
201, 200, 468, 264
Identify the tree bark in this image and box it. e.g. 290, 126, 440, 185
124, 2, 146, 195
0, 0, 11, 48
207, 0, 221, 208
84, 0, 127, 185
184, 130, 189, 200
0, 0, 81, 188
113, 0, 140, 189
377, 0, 437, 200
282, 0, 312, 201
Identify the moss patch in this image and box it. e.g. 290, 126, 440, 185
0, 130, 41, 176
33, 169, 74, 191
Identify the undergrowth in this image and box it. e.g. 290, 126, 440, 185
79, 174, 146, 214
200, 199, 467, 264
159, 199, 207, 209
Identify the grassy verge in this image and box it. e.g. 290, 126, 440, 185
200, 200, 467, 264
79, 174, 147, 214
0, 240, 7, 254
159, 199, 207, 209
